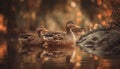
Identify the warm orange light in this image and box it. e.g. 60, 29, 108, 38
0, 14, 6, 32
101, 59, 112, 69
101, 20, 107, 26
93, 56, 99, 60
97, 14, 102, 19
77, 12, 82, 16
0, 42, 7, 63
105, 9, 112, 17
76, 55, 82, 61
31, 12, 36, 20
97, 66, 101, 69
76, 18, 82, 24
97, 0, 102, 6
93, 24, 98, 29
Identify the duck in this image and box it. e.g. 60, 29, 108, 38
37, 21, 80, 64
19, 26, 48, 47
18, 26, 48, 53
40, 21, 80, 48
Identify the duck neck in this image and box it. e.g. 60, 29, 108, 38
37, 31, 42, 37
38, 31, 44, 37
66, 28, 76, 42
38, 31, 47, 41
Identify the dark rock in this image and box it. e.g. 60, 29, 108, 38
77, 28, 120, 58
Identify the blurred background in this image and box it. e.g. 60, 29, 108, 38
0, 0, 120, 69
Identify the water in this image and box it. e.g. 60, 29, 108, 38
1, 40, 120, 69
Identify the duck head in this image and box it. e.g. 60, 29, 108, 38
66, 21, 80, 43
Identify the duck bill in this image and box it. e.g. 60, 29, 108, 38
44, 28, 49, 32
73, 25, 80, 28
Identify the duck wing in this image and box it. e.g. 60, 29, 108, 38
43, 31, 74, 47
19, 32, 44, 47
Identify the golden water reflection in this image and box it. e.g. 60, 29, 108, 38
0, 40, 120, 69
0, 42, 7, 63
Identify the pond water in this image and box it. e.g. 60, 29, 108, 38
1, 40, 120, 69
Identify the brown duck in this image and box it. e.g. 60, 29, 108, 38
18, 26, 48, 53
38, 21, 80, 63
40, 21, 80, 48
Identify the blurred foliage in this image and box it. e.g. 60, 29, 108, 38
0, 1, 120, 69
